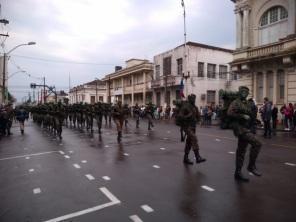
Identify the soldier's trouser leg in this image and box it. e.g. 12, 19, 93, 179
235, 135, 248, 173
185, 127, 205, 163
183, 133, 193, 164
245, 133, 262, 169
180, 127, 185, 142
136, 115, 140, 128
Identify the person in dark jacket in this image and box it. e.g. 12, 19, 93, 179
272, 105, 278, 135
261, 97, 272, 138
16, 106, 29, 135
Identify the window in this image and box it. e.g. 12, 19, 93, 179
280, 7, 288, 19
267, 71, 274, 102
257, 73, 263, 103
163, 57, 172, 76
198, 62, 204, 77
207, 90, 216, 105
177, 58, 183, 75
270, 7, 278, 23
155, 65, 160, 80
207, 64, 216, 79
99, 96, 103, 102
261, 13, 268, 26
260, 6, 288, 27
219, 65, 228, 79
278, 70, 285, 100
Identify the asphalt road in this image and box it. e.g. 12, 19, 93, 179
0, 119, 295, 222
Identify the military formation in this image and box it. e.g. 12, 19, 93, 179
1, 86, 264, 183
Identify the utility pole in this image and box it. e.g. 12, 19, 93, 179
43, 77, 46, 103
2, 54, 6, 103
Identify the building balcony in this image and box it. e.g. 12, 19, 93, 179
232, 36, 296, 67
151, 75, 182, 89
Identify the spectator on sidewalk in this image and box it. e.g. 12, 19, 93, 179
260, 97, 272, 138
293, 103, 296, 131
272, 105, 278, 135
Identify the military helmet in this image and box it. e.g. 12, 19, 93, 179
238, 86, 249, 92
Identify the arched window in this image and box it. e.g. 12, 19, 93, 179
260, 6, 288, 27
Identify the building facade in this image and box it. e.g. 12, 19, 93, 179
230, 0, 296, 105
152, 42, 233, 107
69, 80, 107, 104
102, 59, 153, 106
46, 90, 69, 103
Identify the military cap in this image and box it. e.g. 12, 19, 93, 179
238, 86, 249, 92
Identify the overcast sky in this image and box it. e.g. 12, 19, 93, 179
1, 0, 235, 102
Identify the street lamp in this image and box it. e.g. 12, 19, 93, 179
7, 70, 26, 79
2, 42, 36, 103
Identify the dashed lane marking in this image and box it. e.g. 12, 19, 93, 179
228, 151, 235, 154
160, 147, 166, 150
104, 145, 110, 148
102, 176, 111, 181
285, 162, 296, 167
59, 151, 65, 155
215, 138, 221, 142
85, 174, 95, 180
81, 160, 87, 163
0, 151, 59, 161
64, 155, 70, 159
153, 165, 160, 169
33, 188, 41, 194
129, 215, 143, 222
43, 187, 121, 222
29, 169, 35, 173
141, 204, 154, 213
163, 137, 168, 140
201, 185, 215, 192
69, 151, 74, 154
73, 164, 81, 169
123, 153, 129, 156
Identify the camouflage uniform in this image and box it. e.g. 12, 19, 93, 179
112, 101, 125, 141
145, 102, 154, 130
227, 86, 262, 182
94, 102, 103, 134
133, 103, 141, 128
178, 94, 206, 165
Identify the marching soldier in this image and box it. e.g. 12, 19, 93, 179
227, 86, 262, 182
112, 100, 125, 142
177, 94, 206, 165
133, 103, 141, 128
145, 102, 155, 130
94, 102, 103, 134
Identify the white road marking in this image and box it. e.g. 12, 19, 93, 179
33, 188, 41, 194
43, 187, 120, 222
59, 151, 65, 155
69, 151, 74, 154
153, 165, 160, 169
228, 151, 235, 154
85, 174, 95, 180
29, 169, 35, 173
129, 215, 143, 222
141, 204, 154, 213
59, 143, 63, 146
0, 151, 58, 161
285, 162, 296, 167
81, 160, 87, 163
123, 153, 129, 156
104, 145, 110, 148
73, 164, 81, 169
102, 176, 111, 181
163, 137, 168, 140
64, 155, 70, 159
201, 185, 215, 192
25, 157, 30, 160
160, 147, 166, 150
215, 138, 221, 142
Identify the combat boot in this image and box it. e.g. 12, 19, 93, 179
193, 150, 206, 164
247, 165, 262, 177
234, 171, 249, 182
183, 153, 193, 165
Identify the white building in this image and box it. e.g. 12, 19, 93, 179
230, 0, 296, 105
152, 42, 234, 107
69, 80, 107, 104
47, 90, 69, 104
102, 59, 153, 106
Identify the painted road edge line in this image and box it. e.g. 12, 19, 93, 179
201, 185, 215, 192
43, 187, 120, 222
141, 204, 154, 213
129, 215, 143, 222
285, 162, 296, 167
0, 151, 59, 161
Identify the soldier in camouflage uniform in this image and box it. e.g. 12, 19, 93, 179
112, 100, 125, 142
227, 86, 262, 182
133, 103, 141, 128
178, 94, 206, 165
94, 102, 103, 134
145, 102, 155, 130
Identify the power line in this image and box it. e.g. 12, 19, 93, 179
9, 54, 117, 66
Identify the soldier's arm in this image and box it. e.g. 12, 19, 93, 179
227, 101, 246, 120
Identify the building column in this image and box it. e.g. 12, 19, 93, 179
288, 0, 296, 35
242, 9, 250, 48
236, 11, 243, 49
273, 71, 277, 105
263, 72, 267, 99
143, 72, 146, 105
131, 75, 134, 106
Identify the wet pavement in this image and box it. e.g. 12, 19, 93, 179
0, 119, 296, 222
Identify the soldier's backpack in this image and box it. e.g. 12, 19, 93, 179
219, 90, 239, 129
174, 100, 189, 127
